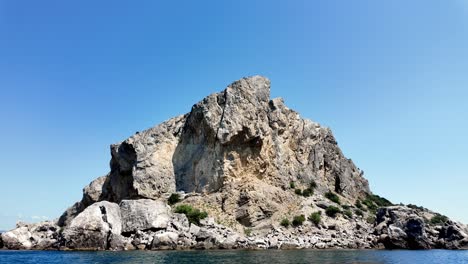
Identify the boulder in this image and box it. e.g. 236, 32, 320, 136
1, 226, 32, 249
62, 201, 121, 250
151, 232, 179, 250
119, 199, 171, 233
1, 221, 59, 250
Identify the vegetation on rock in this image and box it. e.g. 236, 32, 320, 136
280, 218, 290, 228
294, 189, 303, 195
302, 188, 313, 197
430, 214, 448, 225
174, 204, 208, 225
325, 191, 341, 204
309, 211, 322, 225
168, 193, 181, 205
343, 209, 353, 218
292, 215, 306, 227
325, 206, 341, 217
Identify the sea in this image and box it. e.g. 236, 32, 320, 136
0, 250, 467, 264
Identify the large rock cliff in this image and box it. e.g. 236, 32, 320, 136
2, 76, 466, 250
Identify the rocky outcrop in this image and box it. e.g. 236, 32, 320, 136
1, 221, 59, 250
2, 76, 466, 251
62, 201, 121, 250
374, 206, 468, 250
103, 76, 369, 205
120, 199, 171, 233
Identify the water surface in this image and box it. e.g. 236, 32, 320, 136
0, 249, 467, 264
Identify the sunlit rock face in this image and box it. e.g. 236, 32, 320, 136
104, 75, 369, 202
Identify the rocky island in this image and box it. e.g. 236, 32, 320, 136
1, 76, 467, 251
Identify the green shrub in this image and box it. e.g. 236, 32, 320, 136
280, 218, 290, 227
309, 180, 317, 189
362, 194, 392, 214
302, 188, 313, 197
295, 189, 303, 195
309, 211, 322, 225
355, 209, 364, 217
366, 194, 393, 207
430, 214, 448, 225
174, 204, 208, 225
325, 191, 341, 204
168, 193, 181, 205
292, 215, 306, 226
342, 205, 351, 210
244, 228, 252, 237
355, 200, 363, 209
174, 204, 192, 214
289, 181, 295, 189
344, 209, 353, 218
366, 215, 376, 224
325, 206, 341, 217
407, 204, 425, 211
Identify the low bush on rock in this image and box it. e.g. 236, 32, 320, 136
355, 200, 363, 209
244, 228, 252, 236
344, 209, 353, 218
430, 214, 448, 225
309, 180, 317, 189
325, 206, 341, 217
366, 215, 376, 224
280, 218, 290, 227
407, 204, 426, 211
292, 215, 306, 227
174, 204, 208, 225
325, 191, 341, 204
363, 194, 393, 213
309, 211, 322, 225
168, 193, 181, 205
289, 181, 295, 189
355, 209, 364, 217
295, 189, 303, 195
302, 188, 313, 197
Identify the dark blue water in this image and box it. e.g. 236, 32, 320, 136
0, 250, 467, 264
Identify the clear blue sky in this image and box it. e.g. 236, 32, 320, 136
1, 0, 467, 230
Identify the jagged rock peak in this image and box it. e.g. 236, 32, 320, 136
59, 75, 370, 227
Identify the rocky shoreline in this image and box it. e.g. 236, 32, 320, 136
2, 76, 467, 251
2, 197, 466, 251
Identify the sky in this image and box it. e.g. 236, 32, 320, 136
0, 0, 467, 230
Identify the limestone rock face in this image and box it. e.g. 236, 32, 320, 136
119, 199, 171, 233
62, 201, 121, 250
102, 76, 369, 205
109, 115, 186, 201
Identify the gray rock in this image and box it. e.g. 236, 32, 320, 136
1, 226, 32, 249
374, 206, 467, 249
62, 201, 121, 250
120, 199, 171, 233
97, 75, 369, 204
151, 232, 179, 250
189, 224, 200, 236
82, 174, 109, 205
1, 221, 59, 250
